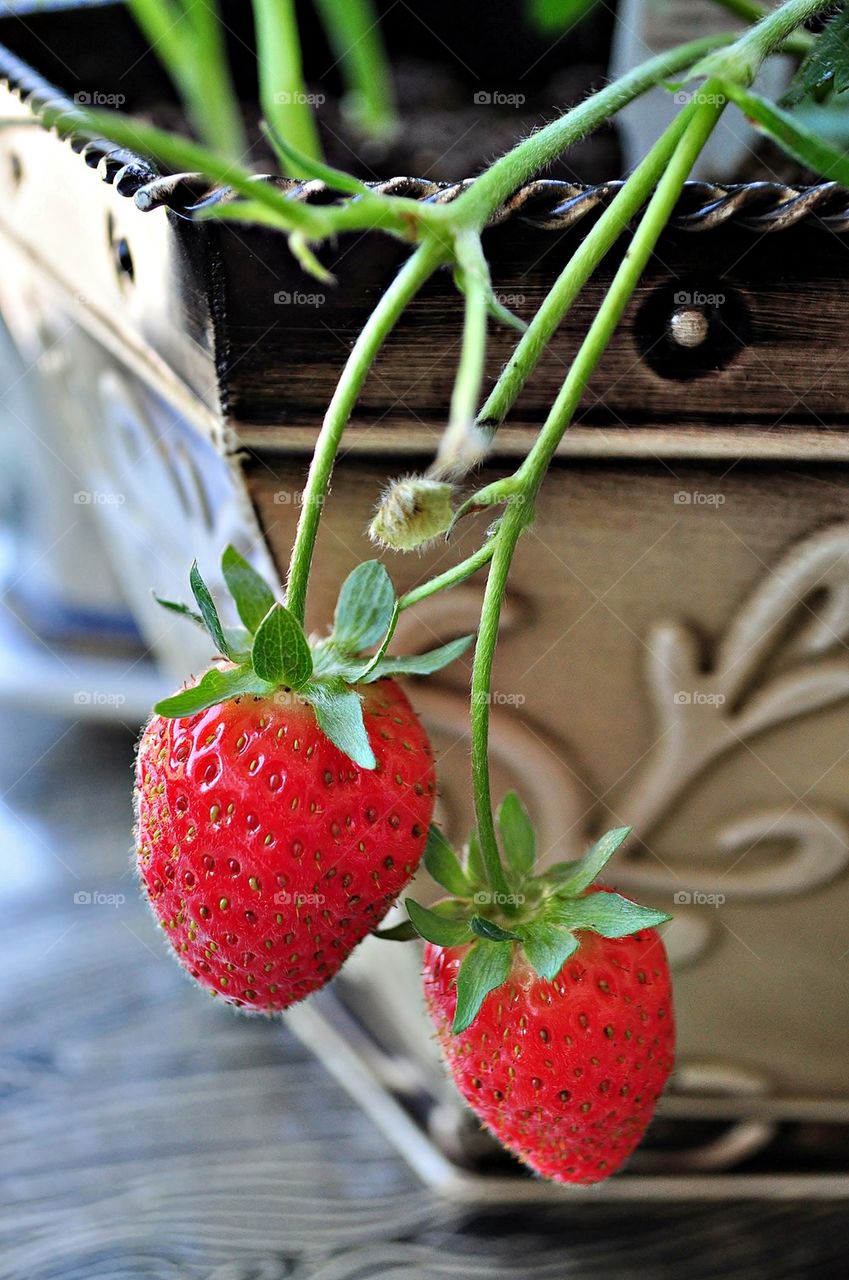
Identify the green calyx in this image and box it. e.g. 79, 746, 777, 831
379, 795, 671, 1033
152, 549, 472, 769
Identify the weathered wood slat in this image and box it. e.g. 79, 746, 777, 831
218, 222, 849, 437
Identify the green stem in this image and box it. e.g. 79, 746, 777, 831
697, 0, 834, 83
285, 239, 448, 624
468, 89, 726, 883
477, 99, 695, 435
398, 539, 497, 611
127, 0, 246, 158
313, 0, 399, 138
732, 0, 832, 61
186, 0, 246, 159
709, 0, 814, 54
253, 0, 324, 172
437, 232, 491, 476
515, 92, 726, 494
450, 33, 735, 228
469, 499, 528, 897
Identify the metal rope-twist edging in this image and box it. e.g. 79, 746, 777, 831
154, 171, 849, 233
2, 40, 849, 232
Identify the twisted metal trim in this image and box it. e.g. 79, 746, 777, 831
3, 42, 849, 234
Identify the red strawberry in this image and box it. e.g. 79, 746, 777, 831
135, 549, 471, 1012
137, 679, 435, 1011
422, 896, 674, 1184
401, 800, 674, 1184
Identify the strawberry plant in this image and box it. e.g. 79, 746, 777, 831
65, 0, 849, 1182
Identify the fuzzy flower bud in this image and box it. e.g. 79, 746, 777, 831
368, 475, 456, 552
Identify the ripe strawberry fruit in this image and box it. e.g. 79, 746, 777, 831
137, 678, 434, 1011
423, 897, 674, 1184
399, 803, 674, 1184
136, 548, 471, 1013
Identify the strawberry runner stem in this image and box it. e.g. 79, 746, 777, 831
474, 102, 696, 442
284, 237, 449, 624
468, 87, 728, 886
446, 34, 735, 230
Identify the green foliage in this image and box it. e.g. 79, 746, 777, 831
547, 826, 632, 895
518, 921, 580, 981
306, 679, 376, 770
221, 546, 275, 632
399, 808, 671, 1032
251, 604, 314, 688
453, 941, 513, 1033
332, 561, 396, 653
784, 5, 849, 103
720, 81, 849, 183
406, 899, 474, 947
497, 792, 536, 880
424, 826, 472, 896
152, 551, 469, 771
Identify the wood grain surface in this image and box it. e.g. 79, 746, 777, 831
217, 222, 849, 440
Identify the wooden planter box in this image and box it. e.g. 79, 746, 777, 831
2, 24, 849, 1197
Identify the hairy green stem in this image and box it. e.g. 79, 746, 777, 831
449, 33, 734, 228
468, 89, 726, 880
696, 0, 834, 82
285, 239, 447, 623
469, 497, 528, 898
516, 93, 725, 492
398, 539, 497, 612
709, 0, 814, 54
253, 0, 323, 171
437, 232, 492, 476
476, 100, 695, 436
732, 0, 831, 61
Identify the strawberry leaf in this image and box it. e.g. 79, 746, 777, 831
470, 915, 522, 942
190, 561, 235, 658
497, 791, 536, 880
260, 118, 373, 195
306, 679, 376, 769
251, 604, 313, 689
783, 7, 849, 106
542, 858, 582, 885
553, 826, 632, 896
424, 825, 471, 896
373, 920, 419, 941
155, 665, 273, 718
453, 940, 513, 1033
223, 627, 253, 660
360, 634, 473, 682
551, 891, 671, 938
221, 545, 275, 633
719, 83, 849, 187
333, 561, 396, 654
518, 920, 579, 981
308, 643, 363, 681
153, 595, 205, 629
406, 898, 474, 948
